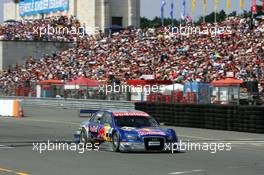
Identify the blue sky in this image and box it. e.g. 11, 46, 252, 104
0, 0, 261, 22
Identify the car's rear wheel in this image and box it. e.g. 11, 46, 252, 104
112, 132, 120, 152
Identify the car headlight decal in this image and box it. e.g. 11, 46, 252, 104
125, 134, 137, 140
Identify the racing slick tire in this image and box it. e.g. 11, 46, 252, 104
112, 132, 120, 152
80, 128, 102, 149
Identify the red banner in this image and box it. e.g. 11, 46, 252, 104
252, 0, 257, 14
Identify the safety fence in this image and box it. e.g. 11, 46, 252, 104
1, 85, 263, 105
135, 102, 264, 133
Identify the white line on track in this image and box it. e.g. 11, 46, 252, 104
168, 169, 205, 174
0, 144, 13, 149
178, 135, 211, 140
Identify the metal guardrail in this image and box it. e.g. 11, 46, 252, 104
0, 97, 135, 110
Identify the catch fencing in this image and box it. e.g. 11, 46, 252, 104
135, 102, 264, 133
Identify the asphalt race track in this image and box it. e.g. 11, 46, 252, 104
0, 107, 264, 175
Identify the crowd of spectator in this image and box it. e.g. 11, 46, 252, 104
0, 16, 81, 41
0, 16, 264, 95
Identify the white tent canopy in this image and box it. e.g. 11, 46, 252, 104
160, 84, 184, 94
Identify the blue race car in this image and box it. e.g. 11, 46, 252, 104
74, 109, 178, 152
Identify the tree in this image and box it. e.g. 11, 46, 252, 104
140, 16, 180, 28
217, 10, 227, 22
140, 17, 151, 28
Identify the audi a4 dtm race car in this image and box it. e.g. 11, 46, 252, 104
74, 109, 178, 152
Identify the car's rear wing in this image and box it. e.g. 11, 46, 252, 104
79, 109, 99, 117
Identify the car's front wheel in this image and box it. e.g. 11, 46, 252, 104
80, 128, 101, 150
112, 132, 120, 152
80, 128, 88, 144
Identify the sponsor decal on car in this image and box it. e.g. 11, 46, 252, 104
121, 127, 136, 131
148, 141, 161, 146
113, 112, 149, 117
138, 131, 166, 136
104, 126, 113, 141
89, 126, 98, 132
98, 127, 105, 138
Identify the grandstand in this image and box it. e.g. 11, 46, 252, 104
3, 0, 140, 34
0, 16, 263, 101
0, 0, 263, 104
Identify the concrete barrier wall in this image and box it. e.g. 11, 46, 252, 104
0, 41, 74, 70
21, 97, 135, 110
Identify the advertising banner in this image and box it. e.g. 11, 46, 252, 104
19, 0, 69, 16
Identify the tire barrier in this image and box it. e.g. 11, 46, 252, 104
135, 102, 264, 133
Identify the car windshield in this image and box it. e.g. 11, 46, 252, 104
114, 116, 159, 127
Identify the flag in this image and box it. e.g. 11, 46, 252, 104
170, 1, 174, 21
214, 0, 220, 12
203, 0, 207, 15
203, 0, 207, 13
262, 0, 264, 12
181, 0, 186, 20
252, 0, 257, 14
192, 0, 196, 14
240, 0, 244, 10
227, 0, 231, 12
161, 0, 166, 26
